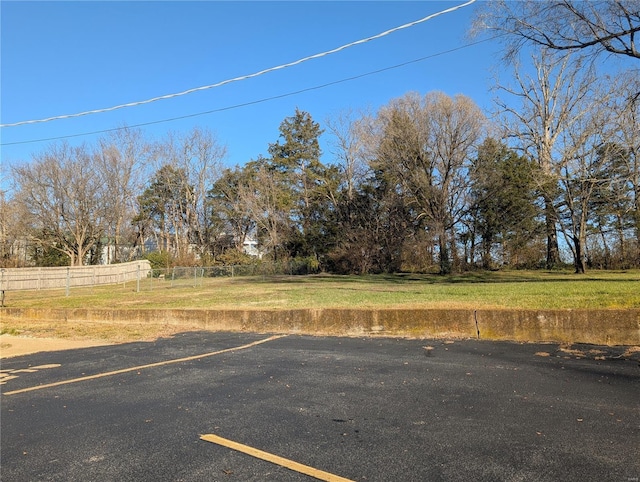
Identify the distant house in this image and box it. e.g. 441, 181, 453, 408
0, 236, 30, 267
108, 233, 264, 262
242, 236, 262, 258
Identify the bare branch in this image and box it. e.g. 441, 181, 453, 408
475, 0, 640, 61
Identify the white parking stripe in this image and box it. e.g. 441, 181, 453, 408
3, 335, 286, 396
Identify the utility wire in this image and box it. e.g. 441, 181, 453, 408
1, 0, 476, 128
0, 36, 498, 147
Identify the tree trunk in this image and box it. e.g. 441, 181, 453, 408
449, 232, 460, 272
600, 227, 611, 269
572, 234, 586, 274
482, 237, 492, 270
438, 230, 451, 274
545, 198, 560, 268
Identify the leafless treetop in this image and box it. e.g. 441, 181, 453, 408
476, 0, 640, 61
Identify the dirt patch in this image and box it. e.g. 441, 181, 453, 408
0, 334, 114, 358
534, 351, 551, 357
0, 319, 192, 359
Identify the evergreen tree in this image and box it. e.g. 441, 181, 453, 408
469, 139, 542, 268
266, 109, 339, 263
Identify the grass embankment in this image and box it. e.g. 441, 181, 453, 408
2, 270, 638, 343
3, 269, 639, 310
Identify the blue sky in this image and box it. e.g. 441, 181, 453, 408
2, 1, 504, 177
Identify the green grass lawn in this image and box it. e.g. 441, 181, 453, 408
4, 269, 640, 310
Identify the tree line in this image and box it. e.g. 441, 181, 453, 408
2, 1, 639, 274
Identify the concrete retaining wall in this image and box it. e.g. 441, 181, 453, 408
1, 307, 638, 345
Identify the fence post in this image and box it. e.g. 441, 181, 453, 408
66, 267, 70, 297
137, 264, 141, 293
1, 268, 5, 307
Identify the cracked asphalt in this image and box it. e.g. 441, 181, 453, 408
1, 332, 639, 481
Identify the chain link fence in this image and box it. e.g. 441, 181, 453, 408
141, 259, 319, 291
0, 259, 319, 301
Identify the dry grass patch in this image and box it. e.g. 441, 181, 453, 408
1, 319, 190, 344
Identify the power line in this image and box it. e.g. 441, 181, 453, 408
0, 0, 476, 128
1, 37, 498, 147
0, 36, 498, 147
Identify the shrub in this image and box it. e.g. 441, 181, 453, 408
143, 251, 173, 270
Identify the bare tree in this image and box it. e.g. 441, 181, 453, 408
236, 158, 292, 261
181, 128, 226, 256
476, 0, 640, 61
373, 92, 486, 273
12, 143, 106, 266
610, 71, 640, 263
325, 109, 372, 203
208, 167, 256, 256
495, 49, 598, 268
615, 72, 640, 239
553, 81, 615, 273
0, 190, 28, 267
144, 127, 226, 260
95, 127, 149, 262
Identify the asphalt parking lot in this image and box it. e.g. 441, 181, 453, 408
1, 332, 639, 481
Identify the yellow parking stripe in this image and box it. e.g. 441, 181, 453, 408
200, 433, 354, 482
3, 335, 286, 396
